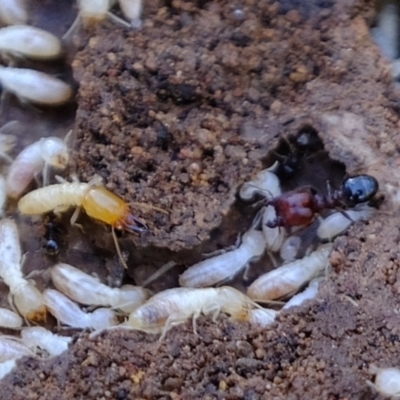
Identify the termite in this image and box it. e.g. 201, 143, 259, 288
0, 0, 27, 26
282, 278, 321, 310
0, 337, 33, 362
51, 263, 149, 313
179, 229, 266, 288
0, 67, 73, 106
18, 180, 163, 268
127, 286, 261, 339
240, 164, 285, 252
21, 327, 72, 357
247, 243, 332, 302
6, 136, 69, 198
239, 162, 281, 201
0, 359, 17, 381
0, 308, 23, 328
118, 0, 142, 28
0, 219, 46, 322
246, 308, 278, 327
367, 365, 400, 398
279, 235, 301, 263
43, 289, 118, 330
316, 206, 374, 241
64, 0, 132, 39
0, 25, 62, 60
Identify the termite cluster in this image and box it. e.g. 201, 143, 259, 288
0, 0, 384, 389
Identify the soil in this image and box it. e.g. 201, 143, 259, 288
2, 0, 400, 399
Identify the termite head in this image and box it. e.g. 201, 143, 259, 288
41, 137, 69, 169
341, 174, 379, 205
116, 212, 148, 234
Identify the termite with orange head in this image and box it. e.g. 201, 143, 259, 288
0, 219, 47, 322
17, 180, 165, 268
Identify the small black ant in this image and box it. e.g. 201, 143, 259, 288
264, 174, 379, 228
43, 221, 60, 256
273, 126, 324, 181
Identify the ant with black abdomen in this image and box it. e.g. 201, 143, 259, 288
264, 174, 380, 229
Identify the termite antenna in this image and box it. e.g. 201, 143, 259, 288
111, 227, 129, 270
129, 201, 168, 215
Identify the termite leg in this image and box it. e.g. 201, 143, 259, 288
111, 227, 129, 270
106, 11, 131, 28
68, 206, 84, 232
62, 15, 81, 40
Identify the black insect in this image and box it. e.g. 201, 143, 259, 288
264, 174, 379, 228
43, 222, 60, 256
273, 126, 324, 180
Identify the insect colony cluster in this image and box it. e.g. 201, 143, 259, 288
0, 0, 388, 394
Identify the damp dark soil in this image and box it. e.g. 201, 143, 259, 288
2, 0, 400, 399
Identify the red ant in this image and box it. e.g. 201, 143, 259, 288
264, 175, 379, 228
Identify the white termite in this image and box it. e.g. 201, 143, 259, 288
0, 219, 46, 322
21, 327, 72, 357
18, 182, 91, 215
6, 137, 69, 198
246, 308, 278, 328
279, 235, 301, 263
43, 289, 118, 330
367, 365, 400, 398
0, 359, 17, 380
128, 286, 261, 338
179, 229, 266, 288
247, 243, 332, 302
239, 163, 281, 201
0, 67, 73, 106
0, 337, 33, 362
317, 207, 374, 241
51, 263, 149, 313
64, 0, 131, 39
0, 308, 23, 328
0, 0, 27, 26
241, 164, 285, 252
0, 26, 62, 60
119, 0, 142, 28
282, 278, 321, 310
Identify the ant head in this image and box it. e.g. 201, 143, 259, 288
44, 239, 59, 256
341, 175, 379, 204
